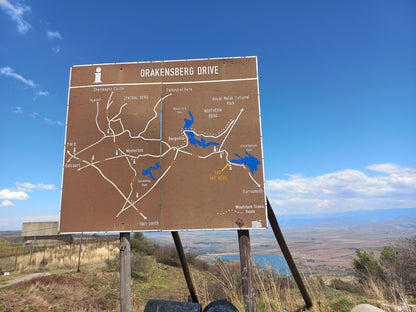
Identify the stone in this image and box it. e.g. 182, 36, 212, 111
351, 304, 386, 312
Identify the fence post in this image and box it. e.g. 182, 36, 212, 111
77, 233, 83, 272
29, 241, 33, 266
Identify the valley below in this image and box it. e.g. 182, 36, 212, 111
146, 213, 416, 277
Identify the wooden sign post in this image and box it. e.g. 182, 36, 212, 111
238, 229, 256, 312
120, 232, 132, 312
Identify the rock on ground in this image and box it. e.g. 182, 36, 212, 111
351, 304, 386, 312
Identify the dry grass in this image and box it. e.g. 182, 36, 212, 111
2, 238, 416, 311
358, 276, 416, 312
1, 260, 415, 312
0, 238, 119, 274
18, 240, 119, 273
194, 260, 416, 312
0, 270, 120, 311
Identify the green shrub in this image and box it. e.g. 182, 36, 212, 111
130, 232, 160, 255
154, 246, 181, 267
153, 245, 209, 271
106, 256, 120, 271
106, 251, 152, 279
185, 252, 209, 271
131, 252, 152, 280
329, 278, 359, 293
39, 258, 48, 267
352, 236, 416, 297
327, 296, 355, 312
257, 300, 278, 312
352, 249, 385, 284
380, 236, 416, 296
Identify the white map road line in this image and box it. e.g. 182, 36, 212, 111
67, 151, 143, 218
66, 137, 107, 162
138, 93, 172, 137
96, 102, 106, 136
219, 108, 244, 151
106, 91, 114, 109
111, 103, 128, 121
248, 172, 261, 187
117, 148, 180, 215
66, 89, 261, 220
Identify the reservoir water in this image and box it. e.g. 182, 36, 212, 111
210, 254, 291, 275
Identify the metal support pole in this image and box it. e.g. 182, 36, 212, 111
238, 230, 256, 312
267, 198, 313, 308
171, 231, 199, 303
120, 232, 132, 312
77, 233, 83, 273
33, 236, 37, 253
14, 246, 18, 271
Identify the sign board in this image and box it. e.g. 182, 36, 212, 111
22, 222, 59, 237
60, 57, 266, 233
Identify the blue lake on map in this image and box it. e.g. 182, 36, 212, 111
142, 161, 160, 180
230, 151, 261, 175
183, 111, 220, 149
209, 254, 291, 275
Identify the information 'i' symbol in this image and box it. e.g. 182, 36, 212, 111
94, 67, 102, 83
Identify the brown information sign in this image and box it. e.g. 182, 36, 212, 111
60, 57, 266, 232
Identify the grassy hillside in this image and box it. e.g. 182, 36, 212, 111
0, 235, 415, 311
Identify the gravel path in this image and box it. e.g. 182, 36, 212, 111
0, 272, 51, 288
0, 263, 108, 289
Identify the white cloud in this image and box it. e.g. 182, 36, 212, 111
0, 0, 31, 34
266, 164, 416, 215
0, 188, 29, 200
0, 182, 56, 207
12, 109, 63, 126
30, 112, 63, 127
0, 66, 35, 88
36, 90, 49, 97
1, 67, 50, 97
36, 183, 56, 190
46, 31, 62, 53
11, 106, 23, 114
42, 116, 64, 127
16, 182, 56, 192
0, 215, 59, 230
51, 46, 61, 53
47, 30, 62, 40
0, 200, 15, 207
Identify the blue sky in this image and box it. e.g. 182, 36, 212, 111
1, 0, 415, 230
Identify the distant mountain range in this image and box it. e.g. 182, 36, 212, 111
1, 208, 415, 236
275, 208, 416, 228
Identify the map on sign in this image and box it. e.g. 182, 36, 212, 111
60, 57, 267, 233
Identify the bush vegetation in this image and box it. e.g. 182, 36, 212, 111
130, 232, 160, 256
153, 245, 209, 271
2, 233, 415, 311
329, 278, 359, 293
352, 235, 416, 301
